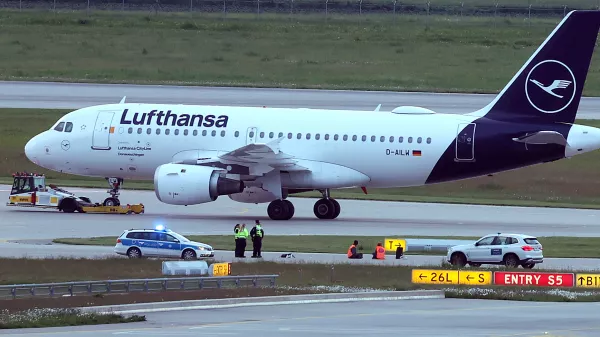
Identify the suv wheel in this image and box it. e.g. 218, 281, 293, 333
503, 254, 519, 268
450, 252, 467, 267
522, 263, 535, 269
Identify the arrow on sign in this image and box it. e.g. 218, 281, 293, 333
466, 275, 473, 282
419, 274, 425, 280
579, 276, 585, 284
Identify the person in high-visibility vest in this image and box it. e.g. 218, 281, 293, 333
347, 240, 363, 259
234, 224, 241, 257
250, 220, 264, 258
372, 242, 385, 260
238, 223, 249, 258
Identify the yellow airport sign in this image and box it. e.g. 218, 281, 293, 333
384, 238, 407, 252
458, 271, 492, 285
412, 269, 459, 285
576, 274, 600, 288
211, 262, 231, 277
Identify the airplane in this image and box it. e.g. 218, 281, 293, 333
22, 10, 600, 221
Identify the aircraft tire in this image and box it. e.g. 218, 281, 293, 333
103, 197, 120, 207
331, 199, 340, 219
313, 198, 336, 219
267, 199, 293, 220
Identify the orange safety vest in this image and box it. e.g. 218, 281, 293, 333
347, 244, 356, 257
375, 246, 385, 259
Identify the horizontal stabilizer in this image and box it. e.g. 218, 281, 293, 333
512, 131, 569, 146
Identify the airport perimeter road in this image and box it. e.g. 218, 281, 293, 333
2, 241, 600, 271
4, 299, 600, 336
2, 185, 600, 239
2, 80, 600, 118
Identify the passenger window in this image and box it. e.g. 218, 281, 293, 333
278, 132, 284, 138
315, 134, 320, 140
297, 133, 302, 139
399, 136, 403, 143
211, 130, 216, 137
389, 136, 394, 142
184, 129, 189, 136
234, 131, 239, 137
408, 137, 413, 143
193, 130, 198, 136
156, 128, 161, 135
325, 134, 329, 140
476, 236, 495, 246
249, 131, 255, 138
165, 234, 179, 242
380, 136, 385, 142
146, 128, 151, 135
221, 130, 226, 137
165, 129, 170, 135
202, 130, 207, 136
352, 135, 357, 141
417, 137, 422, 144
343, 135, 348, 141
128, 127, 133, 134
334, 134, 339, 141
260, 132, 265, 138
54, 122, 65, 132
287, 133, 292, 139
306, 133, 311, 140
371, 136, 376, 142
137, 128, 142, 134
362, 135, 366, 142
269, 132, 274, 138
427, 137, 432, 144
174, 129, 179, 136
65, 122, 73, 133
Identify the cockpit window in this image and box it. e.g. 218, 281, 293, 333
65, 122, 73, 133
54, 122, 65, 132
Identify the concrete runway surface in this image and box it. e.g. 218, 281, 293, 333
3, 185, 600, 240
2, 80, 600, 119
4, 299, 600, 336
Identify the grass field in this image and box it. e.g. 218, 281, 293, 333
4, 107, 600, 208
4, 10, 600, 94
2, 258, 600, 303
0, 308, 145, 329
53, 235, 600, 258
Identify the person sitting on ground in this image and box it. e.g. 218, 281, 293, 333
372, 242, 385, 260
347, 240, 363, 259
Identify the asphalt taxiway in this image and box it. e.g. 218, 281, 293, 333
2, 81, 600, 119
4, 299, 600, 336
2, 185, 600, 240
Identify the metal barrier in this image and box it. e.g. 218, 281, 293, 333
0, 275, 278, 300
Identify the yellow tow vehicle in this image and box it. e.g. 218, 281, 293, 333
6, 172, 144, 214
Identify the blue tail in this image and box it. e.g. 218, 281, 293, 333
470, 10, 600, 125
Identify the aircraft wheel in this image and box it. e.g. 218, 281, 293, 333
267, 199, 293, 220
103, 197, 120, 207
313, 198, 336, 219
330, 199, 340, 219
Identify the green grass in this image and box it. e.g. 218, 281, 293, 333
0, 308, 145, 329
4, 108, 600, 209
53, 235, 600, 258
2, 10, 600, 94
2, 258, 600, 303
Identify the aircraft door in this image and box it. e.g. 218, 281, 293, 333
246, 127, 257, 145
455, 123, 476, 161
92, 111, 116, 150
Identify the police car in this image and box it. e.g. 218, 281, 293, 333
447, 233, 543, 269
114, 226, 214, 260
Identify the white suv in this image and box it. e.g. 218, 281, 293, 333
447, 233, 543, 269
114, 226, 214, 260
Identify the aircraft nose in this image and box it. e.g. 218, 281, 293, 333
25, 136, 40, 163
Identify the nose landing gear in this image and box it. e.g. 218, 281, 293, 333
103, 177, 123, 206
313, 188, 340, 220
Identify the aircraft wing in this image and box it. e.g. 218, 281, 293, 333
177, 137, 309, 176
512, 131, 570, 146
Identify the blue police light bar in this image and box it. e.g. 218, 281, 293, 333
155, 224, 165, 231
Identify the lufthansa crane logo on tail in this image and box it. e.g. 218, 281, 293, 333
525, 60, 576, 114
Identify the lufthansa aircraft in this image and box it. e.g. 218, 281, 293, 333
23, 10, 600, 220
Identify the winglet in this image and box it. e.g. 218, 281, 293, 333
361, 186, 368, 194
120, 96, 127, 104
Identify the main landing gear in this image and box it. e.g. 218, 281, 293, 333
103, 177, 123, 206
266, 188, 340, 220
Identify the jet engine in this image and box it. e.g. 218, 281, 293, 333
154, 163, 244, 205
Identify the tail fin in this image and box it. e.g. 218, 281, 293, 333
469, 10, 600, 124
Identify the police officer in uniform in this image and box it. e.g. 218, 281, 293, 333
239, 223, 249, 257
234, 224, 241, 257
250, 220, 264, 258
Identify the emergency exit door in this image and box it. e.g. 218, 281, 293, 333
92, 111, 115, 150
455, 123, 476, 162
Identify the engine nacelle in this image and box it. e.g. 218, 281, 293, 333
154, 164, 244, 205
228, 186, 288, 204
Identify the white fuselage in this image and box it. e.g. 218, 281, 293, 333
25, 103, 479, 189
